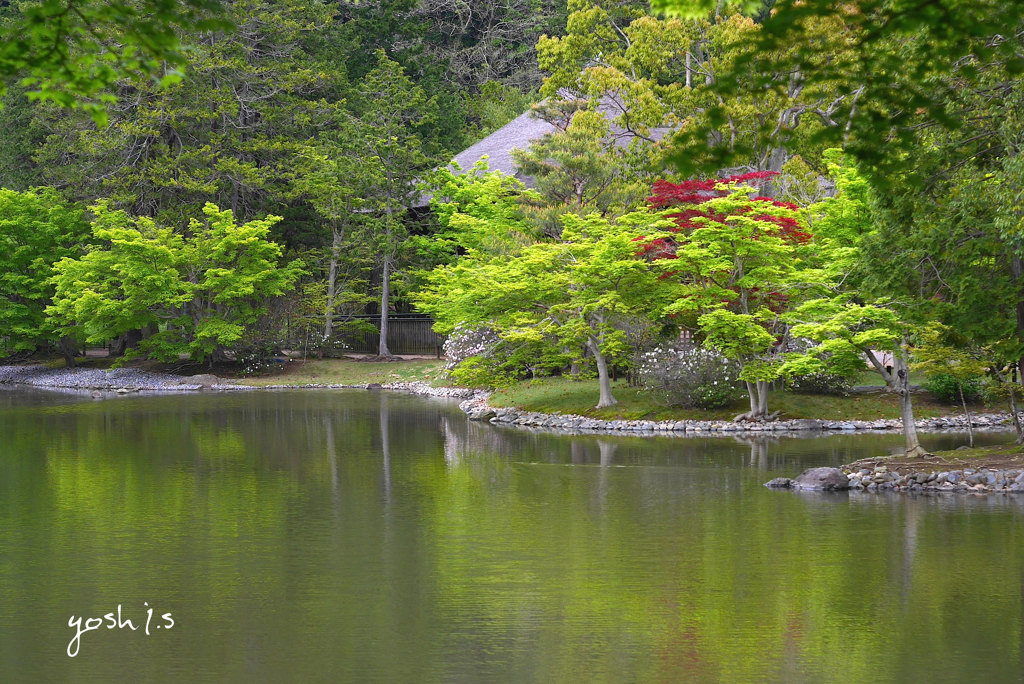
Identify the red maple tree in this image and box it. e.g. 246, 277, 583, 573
640, 172, 810, 262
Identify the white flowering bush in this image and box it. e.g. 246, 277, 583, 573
441, 324, 560, 387
442, 324, 501, 371
638, 345, 742, 408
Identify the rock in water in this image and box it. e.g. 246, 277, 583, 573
467, 408, 496, 422
791, 467, 850, 491
764, 477, 793, 489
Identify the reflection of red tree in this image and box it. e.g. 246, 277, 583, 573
653, 603, 806, 682
655, 620, 718, 684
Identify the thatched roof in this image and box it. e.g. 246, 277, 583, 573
450, 108, 556, 183
414, 93, 675, 207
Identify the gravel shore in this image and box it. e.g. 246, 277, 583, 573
0, 365, 213, 391
0, 366, 482, 397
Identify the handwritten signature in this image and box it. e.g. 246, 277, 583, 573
67, 604, 174, 657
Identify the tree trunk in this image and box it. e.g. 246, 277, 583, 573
587, 337, 617, 408
959, 383, 974, 448
59, 336, 78, 368
746, 380, 758, 415
110, 334, 129, 358
735, 379, 770, 422
1010, 378, 1024, 445
377, 256, 393, 358
895, 351, 926, 457
324, 227, 343, 351
989, 359, 1023, 444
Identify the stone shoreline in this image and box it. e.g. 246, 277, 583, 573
767, 465, 1024, 495
456, 392, 1018, 436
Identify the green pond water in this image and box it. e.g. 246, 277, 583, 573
1, 388, 1023, 683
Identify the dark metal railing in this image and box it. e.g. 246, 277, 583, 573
329, 314, 445, 356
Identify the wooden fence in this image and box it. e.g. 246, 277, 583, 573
330, 314, 445, 356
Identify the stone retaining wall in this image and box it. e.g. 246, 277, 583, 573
458, 393, 1017, 436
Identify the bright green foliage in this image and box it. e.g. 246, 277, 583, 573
697, 309, 777, 383
0, 188, 90, 355
426, 160, 537, 259
537, 0, 680, 158
0, 0, 229, 123
48, 202, 303, 364
513, 108, 648, 236
415, 211, 674, 405
663, 188, 808, 317
781, 297, 901, 380
806, 149, 872, 245
781, 295, 931, 456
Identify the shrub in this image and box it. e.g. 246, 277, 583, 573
447, 356, 514, 388
442, 324, 563, 388
924, 373, 983, 405
788, 372, 852, 396
638, 345, 742, 409
442, 325, 502, 371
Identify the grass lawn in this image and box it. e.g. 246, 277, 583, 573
487, 376, 984, 422
928, 443, 1024, 461
235, 358, 447, 386
850, 442, 1024, 474
854, 369, 924, 386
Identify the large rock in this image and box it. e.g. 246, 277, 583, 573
788, 419, 823, 431
467, 408, 496, 422
791, 467, 850, 491
188, 374, 220, 388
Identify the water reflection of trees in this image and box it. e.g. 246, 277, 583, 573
5, 391, 1024, 682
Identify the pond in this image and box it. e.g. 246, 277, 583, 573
1, 388, 1022, 683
